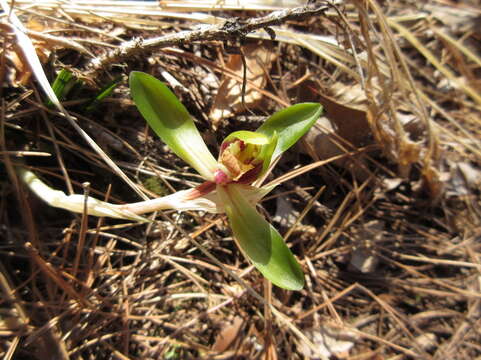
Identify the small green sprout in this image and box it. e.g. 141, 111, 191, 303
20, 71, 322, 291
47, 69, 77, 107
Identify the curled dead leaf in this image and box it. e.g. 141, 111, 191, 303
0, 23, 51, 87
297, 323, 359, 359
210, 41, 277, 127
315, 91, 370, 147
300, 89, 372, 179
302, 81, 433, 184
212, 316, 244, 353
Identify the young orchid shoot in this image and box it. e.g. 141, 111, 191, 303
20, 71, 322, 291
129, 72, 322, 290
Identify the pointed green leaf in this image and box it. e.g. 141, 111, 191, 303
218, 184, 304, 290
47, 69, 77, 107
86, 76, 121, 112
129, 71, 218, 180
258, 131, 278, 175
256, 103, 323, 159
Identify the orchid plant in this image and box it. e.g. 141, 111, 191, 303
19, 71, 322, 290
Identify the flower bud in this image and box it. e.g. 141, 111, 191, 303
216, 131, 277, 185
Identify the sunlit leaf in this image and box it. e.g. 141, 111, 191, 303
256, 103, 323, 159
209, 42, 276, 127
218, 184, 304, 290
258, 131, 278, 175
47, 69, 77, 107
129, 71, 218, 180
86, 76, 121, 112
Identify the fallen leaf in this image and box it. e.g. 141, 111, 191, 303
415, 333, 437, 351
457, 162, 481, 189
349, 247, 379, 274
298, 323, 359, 359
348, 221, 383, 273
212, 316, 244, 353
424, 4, 480, 32
315, 91, 370, 147
302, 81, 434, 182
300, 115, 371, 180
421, 165, 444, 202
297, 82, 373, 179
210, 41, 276, 127
6, 47, 32, 86
0, 23, 51, 87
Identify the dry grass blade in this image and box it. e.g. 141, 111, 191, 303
388, 19, 481, 106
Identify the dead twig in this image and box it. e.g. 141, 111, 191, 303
85, 3, 330, 78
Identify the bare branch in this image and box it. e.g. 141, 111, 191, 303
85, 3, 330, 78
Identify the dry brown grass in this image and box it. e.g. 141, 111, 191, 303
1, 1, 480, 359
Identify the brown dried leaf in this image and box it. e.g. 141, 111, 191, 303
210, 41, 276, 126
330, 82, 368, 110
298, 323, 358, 359
316, 91, 370, 147
212, 316, 243, 353
319, 82, 430, 181
7, 48, 32, 86
300, 88, 372, 179
26, 18, 46, 32
0, 23, 51, 87
422, 166, 444, 202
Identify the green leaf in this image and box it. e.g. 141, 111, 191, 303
47, 69, 77, 107
85, 76, 121, 112
256, 103, 323, 160
258, 131, 278, 175
218, 184, 304, 290
129, 71, 218, 180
